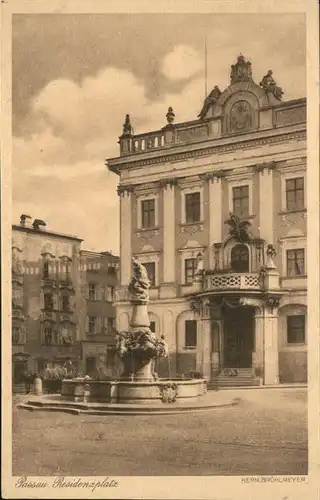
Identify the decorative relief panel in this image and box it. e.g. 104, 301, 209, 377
176, 125, 208, 143
136, 229, 160, 240
275, 106, 306, 127
229, 100, 253, 134
180, 223, 204, 235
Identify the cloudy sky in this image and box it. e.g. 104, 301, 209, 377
12, 13, 306, 254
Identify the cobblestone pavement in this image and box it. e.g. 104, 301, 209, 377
12, 388, 307, 476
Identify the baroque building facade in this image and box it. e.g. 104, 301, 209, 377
107, 56, 307, 386
12, 216, 120, 389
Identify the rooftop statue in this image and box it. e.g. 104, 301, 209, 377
198, 86, 222, 120
230, 55, 253, 85
260, 70, 284, 101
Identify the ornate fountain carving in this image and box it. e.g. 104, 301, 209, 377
116, 258, 168, 381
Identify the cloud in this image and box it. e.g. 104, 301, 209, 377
12, 42, 306, 253
161, 45, 204, 81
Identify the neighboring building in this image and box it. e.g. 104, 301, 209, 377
107, 56, 307, 385
12, 215, 83, 388
11, 216, 120, 389
80, 250, 120, 377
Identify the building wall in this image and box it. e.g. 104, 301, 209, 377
110, 63, 307, 383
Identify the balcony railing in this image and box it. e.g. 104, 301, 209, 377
203, 272, 262, 292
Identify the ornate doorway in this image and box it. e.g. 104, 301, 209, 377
223, 306, 254, 368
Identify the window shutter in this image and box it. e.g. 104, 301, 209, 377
97, 284, 102, 301
85, 316, 89, 333
85, 284, 89, 299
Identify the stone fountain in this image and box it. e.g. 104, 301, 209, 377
18, 260, 239, 415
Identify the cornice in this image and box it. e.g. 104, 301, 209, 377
109, 129, 306, 172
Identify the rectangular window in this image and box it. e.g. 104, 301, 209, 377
232, 185, 249, 217
107, 318, 114, 332
286, 177, 304, 211
185, 192, 201, 223
88, 284, 96, 301
12, 327, 20, 344
88, 316, 96, 335
44, 327, 53, 345
44, 293, 53, 310
106, 286, 115, 302
185, 320, 197, 348
141, 199, 155, 229
184, 258, 197, 285
43, 261, 50, 279
61, 295, 69, 312
141, 262, 156, 286
286, 249, 305, 277
287, 315, 305, 344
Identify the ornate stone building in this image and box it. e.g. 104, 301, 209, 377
12, 216, 84, 388
107, 56, 307, 386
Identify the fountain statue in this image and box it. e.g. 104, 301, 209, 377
116, 258, 168, 381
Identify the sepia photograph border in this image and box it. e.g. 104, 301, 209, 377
1, 0, 319, 499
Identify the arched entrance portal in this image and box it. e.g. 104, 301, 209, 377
223, 304, 254, 368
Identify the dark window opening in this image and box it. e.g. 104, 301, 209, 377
185, 320, 197, 348
232, 185, 249, 218
231, 244, 249, 273
185, 192, 201, 223
184, 258, 197, 284
141, 199, 155, 229
141, 262, 156, 286
287, 315, 305, 344
286, 249, 305, 277
286, 178, 304, 211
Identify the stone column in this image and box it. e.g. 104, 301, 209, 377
253, 307, 264, 375
161, 179, 176, 288
208, 175, 222, 268
119, 186, 132, 287
263, 303, 280, 385
257, 163, 275, 244
200, 317, 211, 380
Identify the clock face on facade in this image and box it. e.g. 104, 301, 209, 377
229, 100, 252, 132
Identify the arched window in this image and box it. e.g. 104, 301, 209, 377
231, 244, 249, 273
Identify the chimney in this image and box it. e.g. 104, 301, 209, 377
20, 214, 32, 227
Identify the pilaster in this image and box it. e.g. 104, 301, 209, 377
118, 185, 133, 287
255, 162, 276, 243
161, 178, 176, 286
253, 307, 264, 374
263, 302, 280, 385
205, 172, 223, 268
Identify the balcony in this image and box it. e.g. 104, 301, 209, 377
60, 311, 75, 322
203, 272, 262, 293
40, 310, 57, 321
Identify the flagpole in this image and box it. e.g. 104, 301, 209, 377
204, 37, 208, 99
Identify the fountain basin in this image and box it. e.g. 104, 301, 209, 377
61, 378, 207, 404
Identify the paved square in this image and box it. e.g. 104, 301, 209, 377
12, 388, 307, 476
